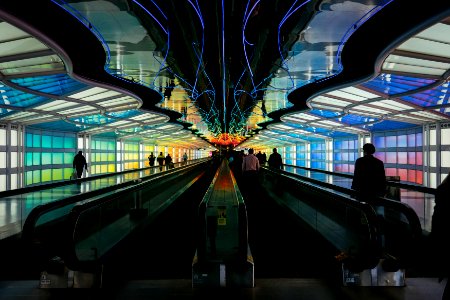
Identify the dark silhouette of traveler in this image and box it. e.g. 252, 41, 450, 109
430, 172, 450, 300
165, 153, 172, 170
183, 152, 188, 165
241, 148, 260, 199
157, 152, 165, 171
73, 150, 87, 179
268, 148, 283, 169
148, 153, 155, 166
351, 143, 386, 201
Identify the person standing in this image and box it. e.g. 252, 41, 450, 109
157, 152, 165, 171
351, 143, 386, 201
268, 148, 283, 169
183, 152, 188, 165
241, 148, 260, 197
73, 150, 88, 179
148, 153, 155, 166
165, 153, 173, 170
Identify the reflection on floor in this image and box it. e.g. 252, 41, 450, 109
0, 278, 446, 300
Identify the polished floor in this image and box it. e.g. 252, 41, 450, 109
0, 277, 446, 300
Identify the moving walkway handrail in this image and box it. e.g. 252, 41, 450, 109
263, 166, 423, 268
196, 160, 249, 265
64, 161, 209, 271
269, 166, 423, 239
22, 160, 209, 243
282, 163, 436, 195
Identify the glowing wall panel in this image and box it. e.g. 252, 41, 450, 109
90, 137, 116, 175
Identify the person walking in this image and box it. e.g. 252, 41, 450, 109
351, 143, 386, 201
157, 152, 165, 171
241, 148, 260, 198
148, 153, 155, 166
165, 153, 173, 170
183, 152, 188, 165
73, 150, 88, 178
268, 148, 283, 169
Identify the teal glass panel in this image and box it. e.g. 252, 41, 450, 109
52, 169, 63, 181
64, 136, 76, 148
64, 152, 73, 164
53, 136, 63, 148
53, 153, 63, 164
25, 153, 33, 166
42, 135, 52, 148
42, 153, 52, 165
33, 152, 41, 165
101, 141, 107, 150
33, 170, 41, 184
26, 171, 33, 185
26, 133, 33, 147
33, 134, 41, 147
42, 169, 51, 182
108, 141, 115, 151
91, 140, 97, 149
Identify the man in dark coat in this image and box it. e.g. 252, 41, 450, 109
73, 150, 88, 178
351, 143, 386, 201
268, 148, 283, 169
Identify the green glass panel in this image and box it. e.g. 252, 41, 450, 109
53, 136, 63, 148
96, 153, 102, 162
33, 170, 41, 184
91, 140, 97, 149
33, 134, 41, 147
108, 153, 115, 161
42, 169, 51, 182
26, 171, 33, 185
101, 153, 107, 161
33, 152, 41, 165
108, 141, 115, 151
42, 153, 52, 165
42, 136, 52, 148
26, 133, 33, 147
100, 141, 106, 150
52, 169, 63, 181
64, 168, 73, 179
64, 136, 76, 148
25, 153, 33, 166
53, 153, 63, 164
64, 153, 73, 164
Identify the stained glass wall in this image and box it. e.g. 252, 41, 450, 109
310, 141, 326, 169
295, 143, 307, 167
333, 136, 358, 174
373, 127, 423, 184
285, 146, 296, 165
123, 141, 140, 170
25, 127, 76, 186
90, 137, 116, 175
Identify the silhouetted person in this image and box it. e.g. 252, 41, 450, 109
157, 152, 165, 171
165, 153, 172, 170
430, 172, 450, 300
268, 148, 283, 169
73, 150, 87, 178
183, 152, 188, 165
148, 153, 155, 166
242, 148, 260, 198
351, 143, 386, 201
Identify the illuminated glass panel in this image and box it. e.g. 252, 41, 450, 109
11, 74, 86, 96
362, 74, 436, 96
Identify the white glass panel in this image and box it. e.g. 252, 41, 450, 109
10, 130, 17, 146
430, 172, 437, 188
430, 151, 437, 167
383, 63, 445, 76
0, 37, 48, 57
430, 129, 437, 146
0, 152, 6, 167
10, 152, 17, 168
441, 151, 450, 168
399, 37, 450, 59
10, 173, 17, 190
442, 128, 450, 144
0, 128, 6, 145
0, 174, 6, 192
